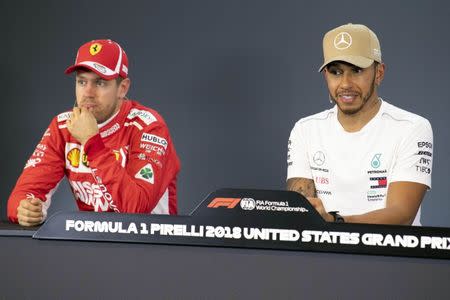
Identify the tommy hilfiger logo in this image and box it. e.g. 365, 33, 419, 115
370, 177, 387, 189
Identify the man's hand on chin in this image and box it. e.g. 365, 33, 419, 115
67, 107, 99, 144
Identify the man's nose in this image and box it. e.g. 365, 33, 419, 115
84, 81, 96, 97
340, 72, 353, 89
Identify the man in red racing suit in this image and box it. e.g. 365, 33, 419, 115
7, 39, 180, 226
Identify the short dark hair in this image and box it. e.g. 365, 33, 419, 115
325, 60, 379, 71
116, 76, 124, 85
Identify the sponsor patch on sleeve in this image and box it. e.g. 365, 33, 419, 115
141, 133, 168, 149
135, 163, 154, 184
57, 112, 71, 122
127, 109, 157, 125
415, 141, 433, 174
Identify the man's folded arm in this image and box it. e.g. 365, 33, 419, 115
8, 118, 65, 223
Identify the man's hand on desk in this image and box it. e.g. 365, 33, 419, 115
307, 197, 335, 222
17, 198, 44, 227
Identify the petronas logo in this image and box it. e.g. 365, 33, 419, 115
371, 154, 382, 169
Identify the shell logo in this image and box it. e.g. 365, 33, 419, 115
67, 148, 121, 168
67, 148, 81, 167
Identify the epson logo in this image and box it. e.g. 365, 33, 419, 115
418, 142, 432, 149
240, 198, 256, 210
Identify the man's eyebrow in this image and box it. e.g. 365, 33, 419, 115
326, 63, 340, 69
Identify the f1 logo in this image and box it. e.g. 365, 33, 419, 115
207, 197, 241, 209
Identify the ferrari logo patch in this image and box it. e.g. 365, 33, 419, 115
89, 43, 102, 55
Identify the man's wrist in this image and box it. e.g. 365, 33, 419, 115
81, 132, 98, 145
328, 211, 345, 223
84, 133, 106, 160
324, 213, 335, 222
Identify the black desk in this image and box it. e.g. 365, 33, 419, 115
3, 188, 450, 299
1, 224, 450, 299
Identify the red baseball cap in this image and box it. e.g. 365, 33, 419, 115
65, 39, 129, 80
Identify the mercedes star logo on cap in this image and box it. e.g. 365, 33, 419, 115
334, 32, 352, 50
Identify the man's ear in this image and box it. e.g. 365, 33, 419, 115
375, 63, 385, 86
322, 68, 328, 80
119, 78, 131, 99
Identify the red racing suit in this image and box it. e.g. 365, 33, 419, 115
8, 100, 180, 222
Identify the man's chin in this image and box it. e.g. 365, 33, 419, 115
92, 113, 105, 124
336, 102, 363, 115
95, 117, 107, 124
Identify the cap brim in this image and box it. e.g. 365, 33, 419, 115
64, 64, 119, 80
318, 55, 374, 72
